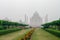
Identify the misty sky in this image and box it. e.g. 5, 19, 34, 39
0, 0, 60, 23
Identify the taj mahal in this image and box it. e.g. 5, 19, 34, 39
30, 11, 42, 27
24, 11, 48, 27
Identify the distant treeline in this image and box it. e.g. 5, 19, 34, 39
0, 20, 28, 30
42, 19, 60, 30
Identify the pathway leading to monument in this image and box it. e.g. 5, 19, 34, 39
0, 29, 31, 40
31, 28, 60, 40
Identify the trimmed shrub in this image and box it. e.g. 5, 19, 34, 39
0, 26, 4, 30
0, 28, 22, 35
45, 29, 60, 37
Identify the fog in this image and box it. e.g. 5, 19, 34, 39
0, 0, 60, 23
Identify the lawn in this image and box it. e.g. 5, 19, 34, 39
31, 28, 60, 40
0, 29, 31, 40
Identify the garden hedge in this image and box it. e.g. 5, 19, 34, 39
0, 28, 22, 35
45, 29, 60, 37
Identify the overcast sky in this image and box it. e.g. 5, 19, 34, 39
0, 0, 60, 23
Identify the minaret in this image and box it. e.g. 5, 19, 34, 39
59, 18, 60, 20
45, 14, 48, 23
25, 14, 28, 24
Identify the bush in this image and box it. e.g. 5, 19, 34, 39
0, 26, 4, 30
0, 28, 22, 35
45, 29, 60, 37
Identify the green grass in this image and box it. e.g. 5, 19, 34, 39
0, 29, 31, 40
31, 28, 60, 40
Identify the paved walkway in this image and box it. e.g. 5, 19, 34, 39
31, 28, 60, 40
0, 29, 30, 40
